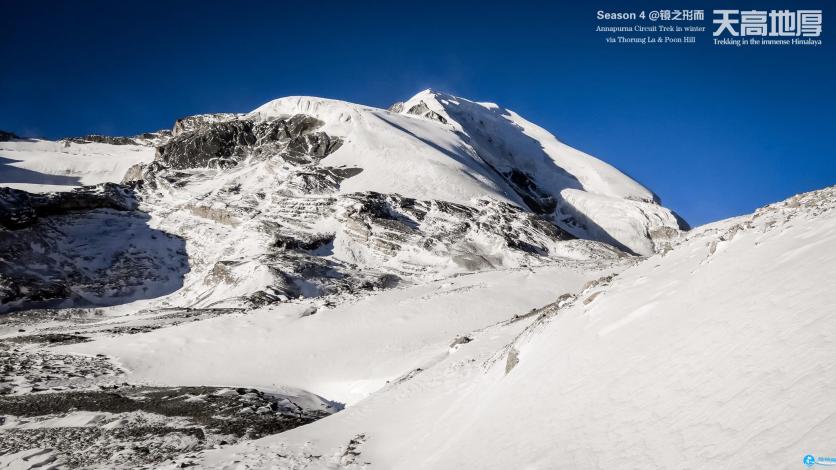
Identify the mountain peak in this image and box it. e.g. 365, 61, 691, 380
389, 90, 680, 254
2, 91, 686, 256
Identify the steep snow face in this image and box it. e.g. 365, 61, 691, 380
250, 96, 521, 207
559, 188, 683, 255
188, 185, 836, 470
401, 90, 656, 202
0, 139, 154, 193
398, 90, 686, 255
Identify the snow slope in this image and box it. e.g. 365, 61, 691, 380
0, 139, 154, 192
401, 90, 656, 202
174, 186, 835, 469
398, 90, 686, 255
64, 261, 620, 406
249, 96, 521, 207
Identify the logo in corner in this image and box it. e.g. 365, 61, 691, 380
805, 454, 836, 467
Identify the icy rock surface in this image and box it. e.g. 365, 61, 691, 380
156, 114, 342, 170
0, 184, 187, 313
0, 384, 335, 468
0, 183, 137, 229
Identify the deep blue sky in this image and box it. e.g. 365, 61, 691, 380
1, 1, 833, 225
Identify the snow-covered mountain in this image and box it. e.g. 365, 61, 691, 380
252, 90, 687, 255
1, 90, 831, 469
1, 90, 683, 313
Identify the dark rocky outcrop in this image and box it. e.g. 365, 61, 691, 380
0, 183, 137, 230
406, 101, 448, 124
503, 169, 557, 214
337, 192, 575, 268
0, 274, 70, 310
0, 385, 335, 468
135, 130, 172, 140
155, 115, 342, 170
156, 120, 255, 169
64, 135, 138, 145
172, 113, 244, 136
279, 166, 363, 195
61, 130, 172, 147
0, 130, 19, 141
273, 233, 335, 251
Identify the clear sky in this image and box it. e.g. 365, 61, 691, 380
1, 0, 833, 226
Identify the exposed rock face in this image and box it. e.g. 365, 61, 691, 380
155, 115, 342, 169
172, 113, 245, 136
336, 192, 575, 271
156, 120, 255, 169
61, 130, 171, 147
503, 168, 558, 214
135, 130, 173, 140
0, 184, 187, 313
406, 101, 448, 124
121, 163, 145, 183
0, 183, 137, 230
0, 384, 335, 468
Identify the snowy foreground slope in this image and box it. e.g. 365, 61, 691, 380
169, 186, 833, 470
64, 262, 618, 407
